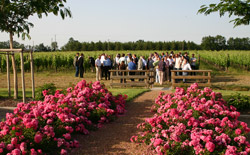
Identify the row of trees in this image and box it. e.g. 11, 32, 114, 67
0, 41, 58, 51
201, 35, 250, 51
61, 38, 201, 51
60, 36, 250, 51
1, 36, 250, 51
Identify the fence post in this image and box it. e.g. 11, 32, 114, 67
171, 70, 175, 88
110, 71, 113, 89
208, 71, 211, 87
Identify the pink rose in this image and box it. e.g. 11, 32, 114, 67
235, 128, 242, 135
34, 133, 43, 143
153, 138, 163, 147
63, 133, 71, 140
205, 142, 215, 152
11, 137, 18, 145
11, 149, 21, 155
60, 149, 67, 155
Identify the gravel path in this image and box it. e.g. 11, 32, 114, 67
70, 90, 171, 155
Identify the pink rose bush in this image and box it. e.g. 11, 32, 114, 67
0, 80, 126, 154
131, 83, 250, 155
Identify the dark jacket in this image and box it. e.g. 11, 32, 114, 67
78, 56, 84, 68
158, 60, 166, 71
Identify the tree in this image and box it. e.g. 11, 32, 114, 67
51, 41, 58, 51
198, 0, 250, 27
0, 0, 71, 98
61, 37, 81, 51
35, 43, 50, 52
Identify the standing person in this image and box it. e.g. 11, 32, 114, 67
114, 53, 120, 70
119, 61, 126, 83
128, 59, 137, 81
168, 55, 174, 81
103, 56, 112, 80
158, 58, 166, 85
153, 56, 160, 83
73, 53, 79, 77
78, 53, 84, 78
119, 53, 127, 65
164, 56, 170, 82
184, 52, 190, 62
174, 54, 182, 77
190, 54, 197, 75
95, 55, 102, 81
147, 56, 154, 70
100, 53, 105, 78
182, 58, 192, 83
147, 56, 154, 83
132, 54, 138, 66
88, 56, 95, 72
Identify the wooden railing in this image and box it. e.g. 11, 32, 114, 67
109, 70, 155, 88
171, 70, 212, 88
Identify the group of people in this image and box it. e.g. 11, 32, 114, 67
90, 51, 197, 85
73, 51, 197, 85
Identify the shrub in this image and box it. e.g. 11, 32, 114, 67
35, 83, 57, 100
0, 80, 127, 154
227, 93, 250, 111
131, 83, 250, 155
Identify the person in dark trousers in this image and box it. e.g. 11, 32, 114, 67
128, 59, 137, 81
78, 53, 84, 78
119, 61, 126, 83
88, 56, 95, 72
73, 53, 79, 77
103, 56, 112, 80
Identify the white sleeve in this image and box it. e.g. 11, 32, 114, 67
188, 64, 192, 70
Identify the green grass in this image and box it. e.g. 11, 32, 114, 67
0, 87, 149, 103
214, 90, 250, 101
0, 88, 32, 98
109, 88, 149, 102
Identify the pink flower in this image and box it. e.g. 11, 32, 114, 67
34, 133, 43, 143
11, 137, 18, 145
63, 133, 71, 140
235, 128, 242, 135
205, 142, 215, 152
6, 144, 14, 151
11, 149, 21, 155
60, 149, 67, 155
30, 148, 37, 155
153, 138, 163, 147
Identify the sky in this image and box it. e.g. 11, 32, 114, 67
0, 0, 249, 48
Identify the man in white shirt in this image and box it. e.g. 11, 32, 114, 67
95, 55, 102, 81
119, 53, 127, 65
182, 58, 192, 83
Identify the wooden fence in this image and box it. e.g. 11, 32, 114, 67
109, 70, 155, 88
171, 70, 212, 88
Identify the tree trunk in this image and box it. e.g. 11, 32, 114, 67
9, 32, 18, 99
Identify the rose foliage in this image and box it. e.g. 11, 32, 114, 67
131, 83, 250, 155
0, 80, 127, 154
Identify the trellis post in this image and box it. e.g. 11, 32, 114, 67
6, 53, 11, 97
20, 50, 26, 103
30, 51, 35, 99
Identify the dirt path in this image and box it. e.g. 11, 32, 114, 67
70, 90, 171, 155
